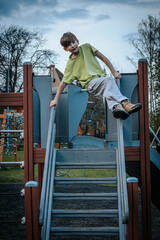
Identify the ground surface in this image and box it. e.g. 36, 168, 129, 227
0, 184, 160, 240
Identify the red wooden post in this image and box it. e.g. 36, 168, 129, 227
23, 62, 35, 240
138, 59, 152, 240
26, 181, 40, 240
127, 177, 139, 240
23, 62, 34, 183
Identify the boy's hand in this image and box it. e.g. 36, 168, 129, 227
50, 99, 58, 109
113, 72, 121, 83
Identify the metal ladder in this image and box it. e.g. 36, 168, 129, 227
51, 148, 119, 238
39, 107, 129, 239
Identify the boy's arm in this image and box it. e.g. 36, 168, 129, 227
95, 51, 121, 82
50, 81, 67, 109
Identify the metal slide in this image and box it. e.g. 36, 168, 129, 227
39, 107, 129, 239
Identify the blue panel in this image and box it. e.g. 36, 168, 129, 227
53, 87, 69, 143
33, 75, 53, 148
52, 85, 88, 143
68, 85, 88, 142
33, 89, 40, 143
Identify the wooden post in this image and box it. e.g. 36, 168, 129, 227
138, 59, 152, 240
23, 62, 35, 240
23, 62, 34, 183
127, 177, 139, 240
26, 181, 40, 240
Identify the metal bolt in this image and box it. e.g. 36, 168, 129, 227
21, 217, 25, 225
20, 161, 24, 169
20, 189, 25, 197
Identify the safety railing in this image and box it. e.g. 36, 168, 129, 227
149, 126, 160, 147
116, 79, 129, 239
39, 107, 57, 239
117, 119, 129, 223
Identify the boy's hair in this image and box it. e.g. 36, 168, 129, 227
60, 32, 78, 48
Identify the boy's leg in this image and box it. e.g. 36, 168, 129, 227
88, 76, 141, 119
102, 76, 128, 110
88, 76, 129, 119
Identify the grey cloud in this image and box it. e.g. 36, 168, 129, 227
66, 0, 160, 8
0, 0, 16, 16
95, 14, 111, 22
131, 1, 160, 8
56, 8, 90, 20
4, 7, 90, 28
0, 0, 58, 17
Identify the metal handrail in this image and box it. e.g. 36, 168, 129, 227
116, 78, 129, 228
39, 107, 56, 227
117, 119, 129, 224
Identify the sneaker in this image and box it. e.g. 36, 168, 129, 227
121, 100, 142, 114
112, 104, 129, 120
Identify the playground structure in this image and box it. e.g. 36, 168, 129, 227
0, 108, 24, 166
0, 109, 7, 161
0, 60, 159, 239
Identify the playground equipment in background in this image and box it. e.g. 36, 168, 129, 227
0, 109, 24, 164
0, 110, 7, 161
0, 61, 153, 240
150, 126, 160, 153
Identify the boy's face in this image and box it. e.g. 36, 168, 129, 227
64, 39, 79, 55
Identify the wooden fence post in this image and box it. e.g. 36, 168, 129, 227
127, 177, 139, 240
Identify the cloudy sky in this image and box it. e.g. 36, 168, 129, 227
0, 0, 160, 74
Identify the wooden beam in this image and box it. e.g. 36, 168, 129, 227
0, 92, 23, 107
34, 148, 46, 164
125, 147, 140, 162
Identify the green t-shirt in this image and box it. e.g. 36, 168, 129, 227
62, 43, 106, 89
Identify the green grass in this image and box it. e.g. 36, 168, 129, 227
0, 150, 39, 184
56, 169, 117, 178
0, 150, 119, 184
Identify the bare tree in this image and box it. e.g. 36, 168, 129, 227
0, 25, 57, 92
127, 14, 160, 131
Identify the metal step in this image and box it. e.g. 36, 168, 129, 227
56, 162, 117, 169
56, 149, 116, 163
54, 176, 117, 184
53, 192, 118, 200
50, 226, 119, 236
52, 209, 119, 218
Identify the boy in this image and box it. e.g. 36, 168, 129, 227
50, 32, 141, 119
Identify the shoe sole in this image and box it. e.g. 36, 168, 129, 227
128, 103, 142, 114
112, 109, 129, 120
